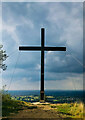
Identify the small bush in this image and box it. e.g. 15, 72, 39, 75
51, 105, 56, 108
27, 106, 37, 109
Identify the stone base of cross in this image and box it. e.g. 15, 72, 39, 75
19, 28, 66, 102
40, 91, 45, 102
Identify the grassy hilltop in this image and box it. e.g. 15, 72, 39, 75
2, 92, 84, 119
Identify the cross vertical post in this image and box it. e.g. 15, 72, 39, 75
40, 28, 45, 102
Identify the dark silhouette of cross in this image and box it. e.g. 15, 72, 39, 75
19, 28, 66, 102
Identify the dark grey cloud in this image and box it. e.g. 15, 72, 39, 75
2, 2, 83, 90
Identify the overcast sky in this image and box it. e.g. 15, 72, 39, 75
2, 2, 83, 90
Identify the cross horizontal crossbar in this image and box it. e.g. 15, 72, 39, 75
19, 46, 66, 51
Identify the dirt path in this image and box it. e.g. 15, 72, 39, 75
7, 104, 62, 119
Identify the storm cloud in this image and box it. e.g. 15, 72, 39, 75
2, 2, 83, 90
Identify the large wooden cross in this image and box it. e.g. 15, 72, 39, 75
19, 28, 66, 102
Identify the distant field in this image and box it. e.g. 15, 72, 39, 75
8, 90, 83, 104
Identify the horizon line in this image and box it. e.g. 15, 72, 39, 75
6, 89, 84, 91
